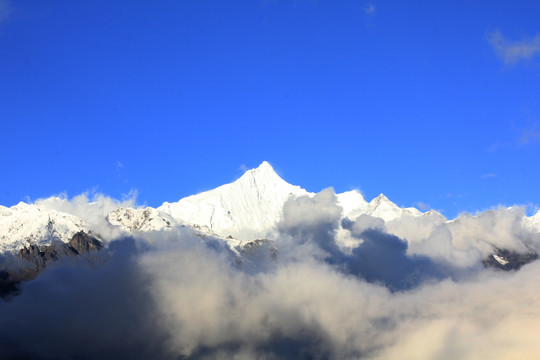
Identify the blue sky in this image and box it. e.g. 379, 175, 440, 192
1, 0, 539, 218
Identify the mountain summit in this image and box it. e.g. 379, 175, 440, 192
158, 162, 309, 239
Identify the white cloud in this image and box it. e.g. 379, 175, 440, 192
488, 30, 540, 64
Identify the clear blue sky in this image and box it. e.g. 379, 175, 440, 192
1, 1, 539, 218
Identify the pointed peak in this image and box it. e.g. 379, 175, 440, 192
258, 161, 273, 170
243, 161, 280, 180
369, 193, 398, 209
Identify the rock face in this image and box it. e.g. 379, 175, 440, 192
18, 231, 102, 273
483, 248, 538, 271
1, 231, 102, 300
68, 231, 103, 254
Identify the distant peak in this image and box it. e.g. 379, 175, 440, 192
369, 193, 398, 209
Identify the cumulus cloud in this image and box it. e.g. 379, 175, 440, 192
488, 30, 540, 64
2, 189, 540, 358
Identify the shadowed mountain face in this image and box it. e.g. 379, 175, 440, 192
0, 231, 102, 299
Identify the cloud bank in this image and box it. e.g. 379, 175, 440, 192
1, 190, 540, 359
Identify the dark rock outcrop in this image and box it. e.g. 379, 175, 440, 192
18, 231, 102, 273
0, 231, 103, 300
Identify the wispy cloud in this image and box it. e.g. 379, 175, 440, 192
519, 127, 540, 145
364, 3, 376, 15
416, 201, 430, 211
487, 122, 540, 152
0, 0, 10, 24
481, 173, 497, 179
488, 30, 540, 64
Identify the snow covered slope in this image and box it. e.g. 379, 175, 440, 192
0, 202, 90, 254
158, 161, 310, 240
106, 207, 177, 232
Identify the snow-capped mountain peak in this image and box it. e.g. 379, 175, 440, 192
370, 193, 391, 207
158, 162, 310, 239
233, 161, 296, 194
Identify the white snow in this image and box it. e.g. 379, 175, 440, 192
0, 202, 90, 254
158, 161, 310, 240
106, 207, 177, 232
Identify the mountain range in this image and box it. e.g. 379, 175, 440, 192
1, 161, 539, 263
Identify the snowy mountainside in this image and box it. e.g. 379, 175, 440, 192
0, 202, 90, 254
158, 161, 310, 240
107, 207, 177, 232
